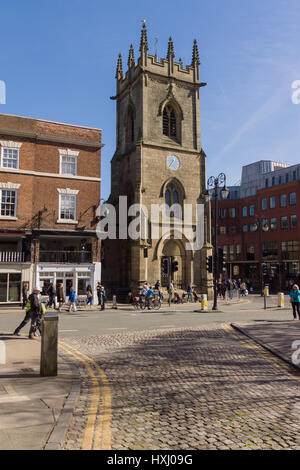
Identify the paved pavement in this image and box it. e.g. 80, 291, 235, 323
0, 333, 73, 450
1, 295, 300, 450
61, 322, 300, 450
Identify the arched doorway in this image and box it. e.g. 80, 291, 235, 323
161, 239, 183, 288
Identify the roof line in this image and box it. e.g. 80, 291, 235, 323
0, 113, 102, 132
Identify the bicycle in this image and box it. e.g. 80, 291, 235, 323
146, 295, 162, 310
133, 296, 146, 310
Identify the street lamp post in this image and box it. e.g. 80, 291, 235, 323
251, 216, 269, 296
207, 173, 229, 311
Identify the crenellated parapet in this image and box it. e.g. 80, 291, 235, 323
114, 22, 203, 97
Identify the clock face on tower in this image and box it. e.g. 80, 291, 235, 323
166, 155, 180, 171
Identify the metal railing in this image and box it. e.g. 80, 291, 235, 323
39, 251, 92, 264
0, 251, 28, 263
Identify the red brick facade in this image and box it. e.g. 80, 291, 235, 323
212, 181, 300, 292
0, 113, 102, 304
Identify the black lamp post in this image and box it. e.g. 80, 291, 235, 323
207, 173, 229, 311
251, 216, 269, 295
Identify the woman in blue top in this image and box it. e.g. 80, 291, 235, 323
290, 284, 300, 320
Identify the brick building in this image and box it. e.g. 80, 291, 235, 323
212, 160, 300, 292
0, 113, 102, 305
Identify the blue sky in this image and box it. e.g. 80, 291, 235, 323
1, 0, 300, 197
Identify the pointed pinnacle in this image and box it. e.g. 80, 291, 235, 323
139, 22, 149, 52
115, 53, 123, 80
128, 44, 135, 68
167, 36, 175, 59
192, 39, 200, 66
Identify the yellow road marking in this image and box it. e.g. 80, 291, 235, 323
59, 341, 112, 450
59, 343, 100, 450
221, 323, 300, 383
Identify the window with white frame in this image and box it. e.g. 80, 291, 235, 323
0, 189, 17, 217
61, 155, 77, 175
1, 147, 19, 169
60, 194, 77, 220
59, 150, 78, 176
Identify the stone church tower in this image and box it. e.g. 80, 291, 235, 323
103, 23, 213, 298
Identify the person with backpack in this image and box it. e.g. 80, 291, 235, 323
28, 287, 43, 339
14, 286, 44, 337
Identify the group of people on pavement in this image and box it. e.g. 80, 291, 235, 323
14, 280, 107, 339
42, 282, 105, 312
217, 278, 251, 300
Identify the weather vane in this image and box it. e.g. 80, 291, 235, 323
155, 37, 158, 57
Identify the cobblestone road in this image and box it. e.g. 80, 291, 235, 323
62, 325, 300, 450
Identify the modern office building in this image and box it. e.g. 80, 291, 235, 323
212, 160, 300, 291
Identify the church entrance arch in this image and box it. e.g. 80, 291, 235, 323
161, 239, 183, 288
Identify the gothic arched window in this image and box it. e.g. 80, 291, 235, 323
164, 182, 182, 219
165, 183, 179, 207
163, 104, 177, 139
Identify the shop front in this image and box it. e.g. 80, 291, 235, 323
0, 265, 32, 305
36, 263, 101, 303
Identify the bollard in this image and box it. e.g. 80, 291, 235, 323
201, 294, 208, 311
0, 340, 5, 365
40, 313, 58, 377
264, 286, 270, 297
278, 292, 285, 309
112, 295, 118, 310
263, 285, 269, 310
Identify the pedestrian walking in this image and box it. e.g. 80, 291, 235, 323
240, 282, 247, 296
28, 287, 42, 339
100, 286, 106, 310
168, 280, 174, 304
47, 282, 57, 309
290, 284, 300, 320
57, 282, 65, 312
68, 287, 77, 312
96, 282, 102, 306
86, 284, 93, 308
14, 297, 32, 336
187, 284, 193, 302
22, 281, 29, 309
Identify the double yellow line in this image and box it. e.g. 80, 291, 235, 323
59, 341, 112, 450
